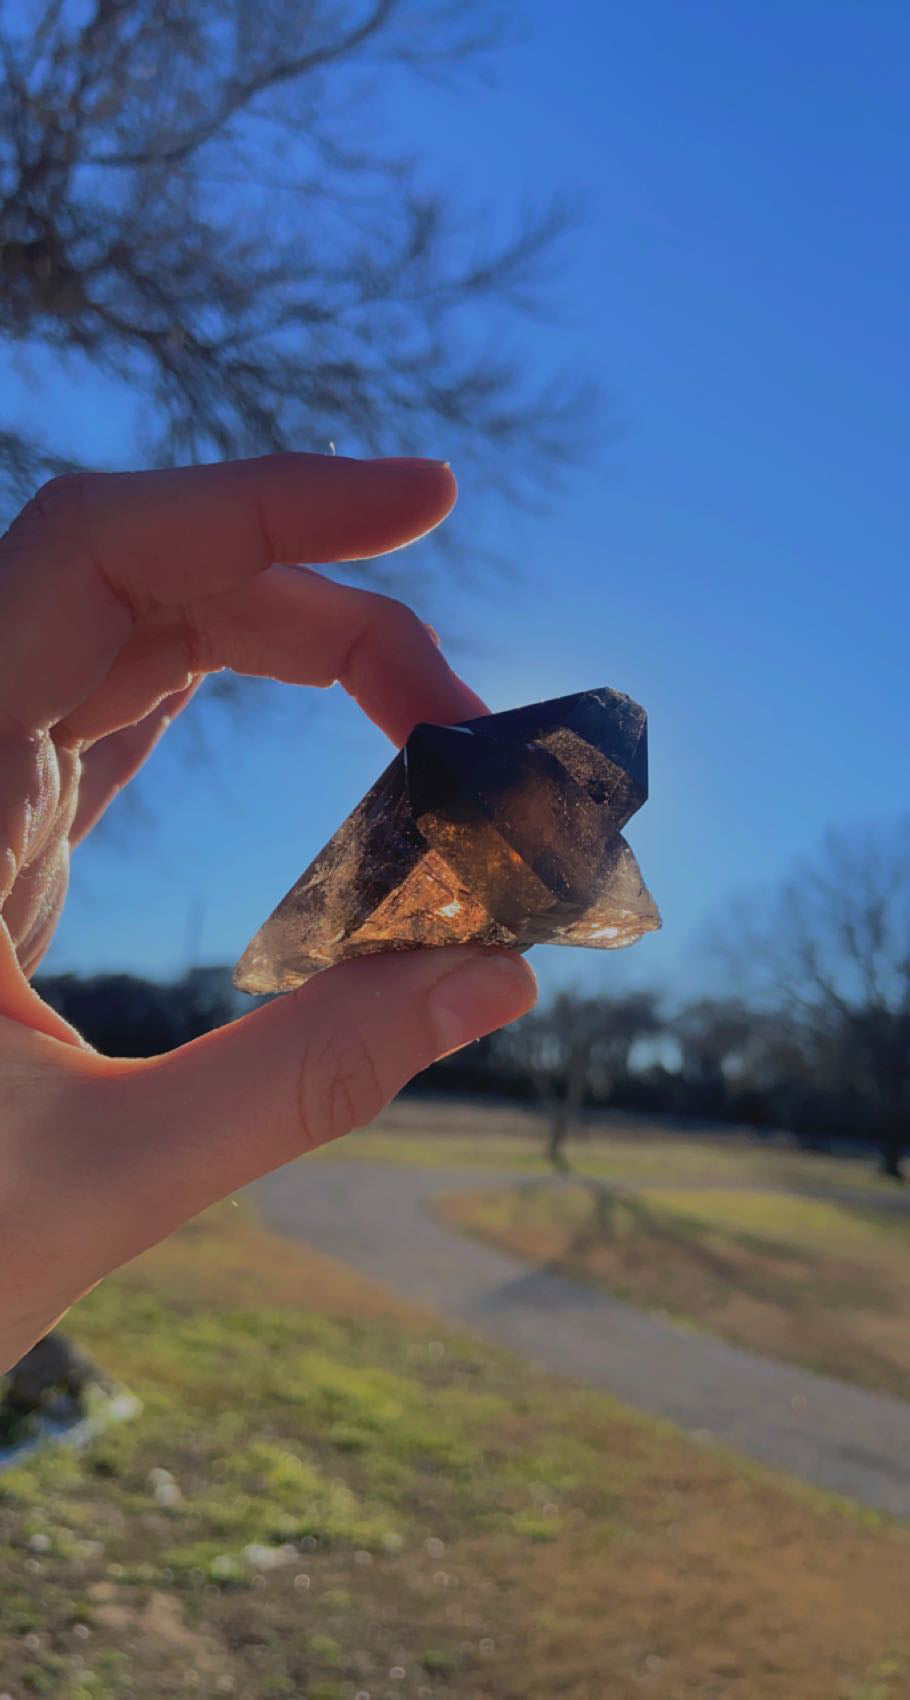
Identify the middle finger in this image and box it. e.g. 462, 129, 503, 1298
59, 567, 487, 749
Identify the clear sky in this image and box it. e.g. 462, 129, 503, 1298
28, 0, 910, 1000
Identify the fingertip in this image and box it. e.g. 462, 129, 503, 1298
318, 457, 454, 562
343, 944, 536, 1060
436, 459, 457, 513
372, 456, 457, 541
427, 948, 537, 1056
439, 460, 457, 518
371, 456, 453, 479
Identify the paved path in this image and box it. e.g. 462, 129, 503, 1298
251, 1159, 910, 1518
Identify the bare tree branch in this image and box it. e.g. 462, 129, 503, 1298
711, 819, 910, 1177
0, 0, 594, 535
87, 1, 401, 169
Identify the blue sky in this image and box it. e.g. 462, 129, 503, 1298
26, 0, 910, 999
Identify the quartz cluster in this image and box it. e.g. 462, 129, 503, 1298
234, 687, 660, 995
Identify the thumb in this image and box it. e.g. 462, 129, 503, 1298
88, 946, 536, 1269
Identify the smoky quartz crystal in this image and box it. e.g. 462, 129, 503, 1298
234, 686, 660, 994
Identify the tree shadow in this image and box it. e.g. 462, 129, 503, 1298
552, 1176, 841, 1311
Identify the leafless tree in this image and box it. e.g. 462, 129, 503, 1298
674, 997, 765, 1086
500, 989, 663, 1170
716, 821, 910, 1178
0, 0, 589, 536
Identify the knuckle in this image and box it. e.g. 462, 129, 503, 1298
175, 606, 207, 675
381, 594, 424, 641
340, 591, 427, 690
3, 472, 100, 560
26, 472, 139, 615
32, 471, 95, 528
367, 593, 431, 660
296, 1024, 388, 1148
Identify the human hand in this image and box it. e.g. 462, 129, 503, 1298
0, 454, 536, 1369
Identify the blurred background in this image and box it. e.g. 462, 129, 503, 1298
1, 4, 909, 1698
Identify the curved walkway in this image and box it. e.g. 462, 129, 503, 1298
251, 1158, 910, 1518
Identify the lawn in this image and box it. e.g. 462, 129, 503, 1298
325, 1094, 895, 1196
441, 1178, 910, 1401
2, 1203, 910, 1698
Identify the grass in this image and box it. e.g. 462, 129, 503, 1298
1, 1204, 910, 1697
323, 1095, 896, 1196
441, 1178, 910, 1400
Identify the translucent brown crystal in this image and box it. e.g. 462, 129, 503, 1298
234, 687, 660, 994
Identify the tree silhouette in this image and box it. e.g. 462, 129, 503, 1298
36, 966, 243, 1056
716, 821, 910, 1178
0, 1, 587, 537
500, 990, 663, 1170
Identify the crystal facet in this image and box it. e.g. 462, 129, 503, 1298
234, 687, 660, 994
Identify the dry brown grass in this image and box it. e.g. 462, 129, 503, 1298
115, 1200, 415, 1321
441, 1179, 910, 1400
328, 1095, 894, 1194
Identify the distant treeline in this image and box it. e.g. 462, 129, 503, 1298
35, 968, 907, 1175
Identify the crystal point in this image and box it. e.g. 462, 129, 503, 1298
234, 687, 660, 994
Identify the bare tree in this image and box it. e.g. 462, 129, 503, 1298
0, 0, 588, 533
500, 990, 663, 1170
716, 821, 910, 1178
674, 996, 768, 1092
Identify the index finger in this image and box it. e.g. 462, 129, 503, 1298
0, 453, 456, 732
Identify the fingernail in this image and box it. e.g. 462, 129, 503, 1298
371, 456, 452, 469
427, 952, 535, 1057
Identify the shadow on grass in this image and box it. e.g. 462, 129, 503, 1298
522, 1174, 881, 1315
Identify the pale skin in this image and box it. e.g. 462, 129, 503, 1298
0, 453, 537, 1371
